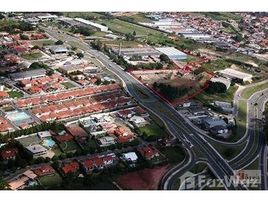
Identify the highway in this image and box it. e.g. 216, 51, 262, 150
43, 26, 249, 190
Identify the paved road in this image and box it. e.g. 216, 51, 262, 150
42, 27, 248, 190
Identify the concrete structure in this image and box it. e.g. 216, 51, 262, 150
202, 118, 227, 130
156, 47, 187, 60
26, 144, 48, 158
218, 68, 253, 83
74, 18, 109, 32
213, 101, 234, 114
58, 65, 98, 74
114, 47, 161, 57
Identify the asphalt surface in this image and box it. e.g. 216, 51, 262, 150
43, 26, 251, 190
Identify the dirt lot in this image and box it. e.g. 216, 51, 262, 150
116, 165, 170, 190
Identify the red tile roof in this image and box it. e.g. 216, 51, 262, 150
0, 148, 18, 160
32, 164, 55, 177
61, 161, 80, 175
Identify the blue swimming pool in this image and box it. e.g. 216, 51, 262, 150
42, 138, 56, 148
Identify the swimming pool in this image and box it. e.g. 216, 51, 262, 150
6, 111, 31, 122
42, 138, 56, 148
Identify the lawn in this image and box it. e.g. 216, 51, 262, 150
60, 140, 80, 153
63, 12, 103, 19
200, 58, 231, 72
21, 52, 43, 60
7, 90, 24, 99
120, 13, 152, 23
38, 173, 62, 188
61, 81, 76, 89
136, 123, 167, 140
241, 82, 268, 99
30, 39, 55, 47
195, 85, 238, 104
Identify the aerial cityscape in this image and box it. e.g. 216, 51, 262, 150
0, 12, 267, 190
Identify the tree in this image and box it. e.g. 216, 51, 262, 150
159, 54, 170, 63
0, 176, 9, 190
55, 40, 64, 45
76, 52, 84, 59
19, 34, 29, 40
205, 81, 227, 94
46, 69, 54, 76
18, 21, 34, 31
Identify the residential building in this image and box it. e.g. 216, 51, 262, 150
26, 144, 48, 159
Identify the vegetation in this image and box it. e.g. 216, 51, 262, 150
21, 52, 42, 60
55, 40, 64, 45
153, 82, 190, 100
158, 145, 186, 164
205, 81, 227, 94
7, 90, 23, 99
135, 123, 167, 141
241, 82, 268, 99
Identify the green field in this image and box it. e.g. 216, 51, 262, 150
7, 90, 24, 99
64, 12, 103, 19
241, 82, 268, 99
196, 85, 238, 104
201, 12, 242, 21
38, 173, 62, 188
30, 39, 55, 47
136, 123, 167, 140
61, 82, 76, 89
21, 52, 43, 60
60, 140, 80, 153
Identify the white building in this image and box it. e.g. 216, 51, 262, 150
218, 68, 253, 83
122, 152, 138, 162
210, 77, 231, 89
129, 115, 148, 128
156, 47, 187, 60
26, 144, 48, 159
98, 136, 116, 147
75, 18, 109, 32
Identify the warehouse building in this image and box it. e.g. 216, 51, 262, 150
9, 69, 47, 81
218, 68, 253, 83
74, 18, 109, 32
156, 47, 187, 60
49, 45, 69, 54
114, 47, 161, 57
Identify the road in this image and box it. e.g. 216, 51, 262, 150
42, 26, 249, 190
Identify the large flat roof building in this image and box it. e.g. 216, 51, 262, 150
156, 47, 187, 60
218, 68, 253, 83
9, 69, 47, 81
74, 18, 109, 32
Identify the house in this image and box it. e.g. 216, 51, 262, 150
0, 148, 18, 161
97, 136, 116, 147
66, 124, 88, 138
0, 91, 9, 99
32, 164, 55, 177
138, 146, 160, 160
54, 133, 73, 143
26, 144, 48, 159
122, 152, 138, 162
61, 161, 80, 175
129, 115, 148, 127
37, 131, 52, 139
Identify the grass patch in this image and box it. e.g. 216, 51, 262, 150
30, 39, 55, 47
200, 59, 231, 72
38, 173, 62, 188
136, 122, 167, 140
60, 140, 80, 153
201, 12, 242, 21
7, 90, 24, 99
242, 82, 268, 99
190, 162, 207, 174
21, 52, 43, 60
61, 81, 76, 89
195, 85, 238, 104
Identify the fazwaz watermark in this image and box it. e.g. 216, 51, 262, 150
179, 170, 261, 189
